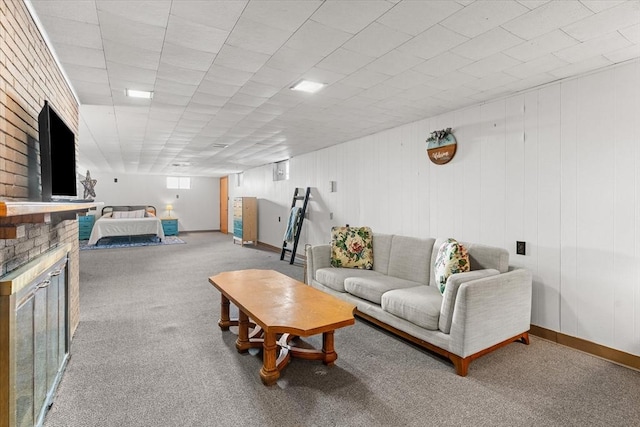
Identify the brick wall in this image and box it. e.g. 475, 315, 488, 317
1, 2, 82, 334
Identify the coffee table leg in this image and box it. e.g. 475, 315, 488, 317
218, 294, 231, 330
260, 332, 280, 386
236, 310, 251, 352
322, 330, 338, 366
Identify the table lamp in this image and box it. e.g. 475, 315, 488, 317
166, 204, 173, 218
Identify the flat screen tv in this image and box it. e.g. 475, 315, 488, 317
38, 100, 77, 202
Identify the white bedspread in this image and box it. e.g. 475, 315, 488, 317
88, 217, 165, 245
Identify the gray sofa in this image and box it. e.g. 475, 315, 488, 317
305, 234, 532, 376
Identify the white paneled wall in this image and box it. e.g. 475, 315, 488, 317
229, 60, 639, 356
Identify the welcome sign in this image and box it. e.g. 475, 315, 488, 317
426, 128, 456, 165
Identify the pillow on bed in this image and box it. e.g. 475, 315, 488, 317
131, 209, 145, 218
113, 210, 144, 219
101, 212, 112, 218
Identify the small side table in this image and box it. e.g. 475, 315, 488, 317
78, 214, 94, 240
161, 218, 179, 236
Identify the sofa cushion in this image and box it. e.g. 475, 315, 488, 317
330, 226, 374, 269
434, 239, 470, 294
372, 233, 392, 275
344, 276, 421, 305
382, 286, 442, 330
429, 238, 510, 288
315, 268, 382, 293
386, 236, 435, 284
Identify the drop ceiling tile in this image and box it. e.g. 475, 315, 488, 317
299, 67, 346, 86
554, 32, 631, 63
30, 0, 99, 23
411, 51, 474, 77
241, 0, 320, 32
226, 17, 294, 55
72, 80, 113, 97
397, 25, 468, 60
376, 0, 462, 36
459, 53, 522, 78
238, 82, 281, 99
154, 78, 198, 97
342, 22, 412, 58
563, 1, 640, 42
151, 92, 192, 106
501, 1, 593, 40
63, 64, 109, 85
581, 1, 627, 13
98, 10, 166, 52
165, 15, 229, 54
316, 48, 375, 75
103, 40, 161, 70
170, 1, 246, 32
284, 20, 353, 57
204, 65, 254, 87
97, 1, 171, 26
339, 68, 390, 89
425, 70, 477, 91
214, 45, 271, 73
358, 84, 405, 101
156, 63, 206, 86
452, 27, 524, 60
504, 54, 568, 79
251, 66, 301, 88
265, 46, 325, 74
311, 1, 391, 34
382, 69, 433, 90
229, 93, 268, 108
603, 44, 640, 63
441, 0, 528, 38
190, 92, 230, 108
503, 30, 580, 62
548, 56, 613, 79
401, 84, 442, 101
198, 79, 242, 97
159, 42, 216, 71
55, 44, 106, 68
365, 50, 425, 76
37, 16, 103, 49
108, 62, 157, 89
619, 23, 640, 44
316, 83, 364, 100
516, 1, 553, 10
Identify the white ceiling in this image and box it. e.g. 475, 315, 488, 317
28, 0, 640, 177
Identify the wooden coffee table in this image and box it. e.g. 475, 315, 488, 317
208, 269, 355, 385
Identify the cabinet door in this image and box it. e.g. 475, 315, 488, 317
15, 295, 35, 427
34, 284, 48, 422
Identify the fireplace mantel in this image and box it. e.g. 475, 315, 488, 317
0, 200, 103, 239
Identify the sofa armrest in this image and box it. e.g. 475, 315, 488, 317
439, 269, 500, 333
448, 268, 532, 358
305, 244, 331, 285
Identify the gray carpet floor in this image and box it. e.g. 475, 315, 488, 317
44, 232, 640, 427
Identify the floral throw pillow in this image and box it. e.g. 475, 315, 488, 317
330, 226, 374, 269
434, 238, 470, 294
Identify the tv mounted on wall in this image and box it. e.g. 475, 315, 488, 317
38, 100, 77, 202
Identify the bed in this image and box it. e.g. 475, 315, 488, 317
87, 205, 165, 245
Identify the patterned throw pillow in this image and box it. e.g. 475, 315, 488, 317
330, 226, 374, 269
434, 238, 470, 294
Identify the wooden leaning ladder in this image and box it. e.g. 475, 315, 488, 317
280, 187, 311, 264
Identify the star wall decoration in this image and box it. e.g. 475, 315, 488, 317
80, 170, 97, 199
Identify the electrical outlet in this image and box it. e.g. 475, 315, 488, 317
516, 241, 526, 255
278, 216, 281, 222
329, 212, 333, 220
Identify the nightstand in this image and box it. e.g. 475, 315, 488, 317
78, 214, 94, 240
161, 218, 179, 236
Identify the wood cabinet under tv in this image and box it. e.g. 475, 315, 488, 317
0, 244, 71, 427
